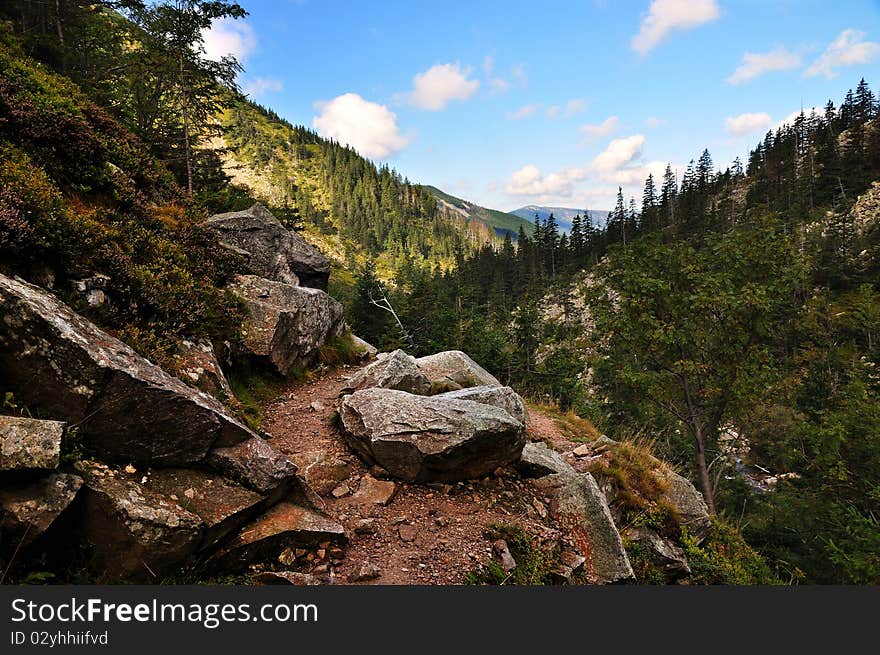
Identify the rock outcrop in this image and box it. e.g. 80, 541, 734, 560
0, 416, 65, 471
0, 274, 255, 465
341, 349, 431, 395
230, 275, 346, 377
339, 388, 526, 482
436, 385, 527, 424
0, 473, 83, 552
657, 468, 712, 541
202, 203, 331, 290
415, 350, 500, 392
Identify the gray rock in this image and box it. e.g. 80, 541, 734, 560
435, 385, 527, 424
207, 502, 346, 572
348, 562, 382, 582
288, 450, 352, 496
0, 473, 83, 552
533, 471, 634, 584
572, 444, 591, 457
492, 539, 517, 572
624, 526, 691, 580
76, 461, 203, 582
171, 339, 235, 403
516, 442, 575, 478
230, 275, 346, 377
351, 335, 378, 358
0, 416, 65, 471
341, 349, 431, 395
203, 203, 330, 290
354, 518, 377, 535
0, 274, 255, 466
658, 469, 712, 541
339, 388, 526, 482
350, 475, 396, 506
415, 350, 500, 393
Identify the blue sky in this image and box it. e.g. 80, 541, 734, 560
203, 0, 880, 212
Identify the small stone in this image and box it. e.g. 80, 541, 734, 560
493, 539, 517, 572
278, 548, 296, 566
398, 525, 418, 543
434, 516, 449, 527
354, 518, 377, 535
532, 498, 548, 519
184, 487, 196, 499
309, 401, 326, 412
124, 464, 137, 474
351, 475, 397, 506
573, 444, 591, 457
316, 549, 326, 560
348, 562, 382, 582
331, 483, 351, 498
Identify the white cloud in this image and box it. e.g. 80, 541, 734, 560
727, 47, 802, 85
601, 160, 670, 185
590, 135, 646, 174
804, 29, 880, 79
244, 77, 283, 97
312, 93, 410, 159
202, 18, 256, 62
631, 0, 720, 55
580, 116, 620, 140
644, 116, 667, 128
508, 104, 541, 120
506, 164, 587, 196
725, 112, 772, 136
774, 106, 820, 131
546, 105, 560, 119
489, 77, 511, 94
407, 63, 480, 111
564, 98, 587, 117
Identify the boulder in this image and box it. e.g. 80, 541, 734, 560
351, 335, 378, 358
229, 275, 346, 377
436, 385, 527, 424
203, 203, 331, 290
76, 461, 203, 582
516, 442, 575, 478
207, 502, 346, 572
170, 339, 235, 402
287, 451, 353, 496
0, 274, 255, 466
624, 526, 691, 580
341, 349, 431, 395
0, 473, 82, 553
0, 416, 65, 472
532, 471, 634, 584
350, 475, 396, 506
339, 388, 526, 482
658, 469, 712, 541
415, 350, 500, 393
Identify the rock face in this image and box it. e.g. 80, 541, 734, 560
171, 339, 235, 402
0, 416, 65, 471
0, 274, 255, 465
341, 349, 431, 395
436, 385, 527, 424
415, 350, 500, 393
77, 462, 203, 582
203, 203, 331, 290
0, 473, 83, 552
658, 469, 712, 541
230, 275, 346, 376
516, 442, 574, 478
339, 388, 526, 482
532, 471, 634, 584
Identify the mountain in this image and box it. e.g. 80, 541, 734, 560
426, 186, 534, 238
511, 205, 609, 233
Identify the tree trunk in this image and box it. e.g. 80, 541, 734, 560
179, 50, 193, 197
693, 426, 717, 515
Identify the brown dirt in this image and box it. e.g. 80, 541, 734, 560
260, 363, 570, 585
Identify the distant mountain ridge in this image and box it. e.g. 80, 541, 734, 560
426, 186, 535, 238
511, 205, 609, 233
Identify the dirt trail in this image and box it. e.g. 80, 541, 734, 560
261, 363, 565, 585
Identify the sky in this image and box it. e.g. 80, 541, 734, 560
202, 0, 880, 212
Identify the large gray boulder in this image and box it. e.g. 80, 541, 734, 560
339, 388, 526, 482
516, 441, 575, 478
203, 203, 330, 290
0, 473, 83, 553
0, 416, 65, 472
415, 350, 500, 393
341, 349, 431, 395
532, 471, 634, 584
658, 469, 712, 541
435, 385, 527, 424
230, 275, 346, 377
0, 274, 255, 466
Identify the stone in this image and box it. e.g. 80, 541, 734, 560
254, 571, 326, 586
0, 416, 65, 471
339, 388, 526, 483
435, 385, 527, 424
351, 475, 397, 506
590, 435, 617, 451
624, 526, 691, 580
341, 349, 431, 395
288, 450, 352, 496
144, 468, 264, 550
0, 473, 83, 553
170, 339, 235, 402
0, 274, 254, 465
572, 444, 591, 457
351, 335, 378, 358
533, 471, 634, 584
398, 524, 417, 543
72, 274, 109, 307
76, 461, 203, 582
354, 518, 377, 535
414, 350, 500, 393
331, 483, 350, 498
492, 539, 517, 572
203, 203, 331, 290
208, 502, 346, 572
230, 275, 346, 376
657, 469, 712, 541
206, 436, 316, 506
516, 442, 575, 478
309, 400, 326, 412
348, 562, 381, 582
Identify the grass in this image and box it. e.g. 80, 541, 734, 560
465, 524, 558, 586
526, 400, 601, 442
226, 362, 286, 432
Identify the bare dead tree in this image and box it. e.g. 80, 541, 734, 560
367, 286, 414, 349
